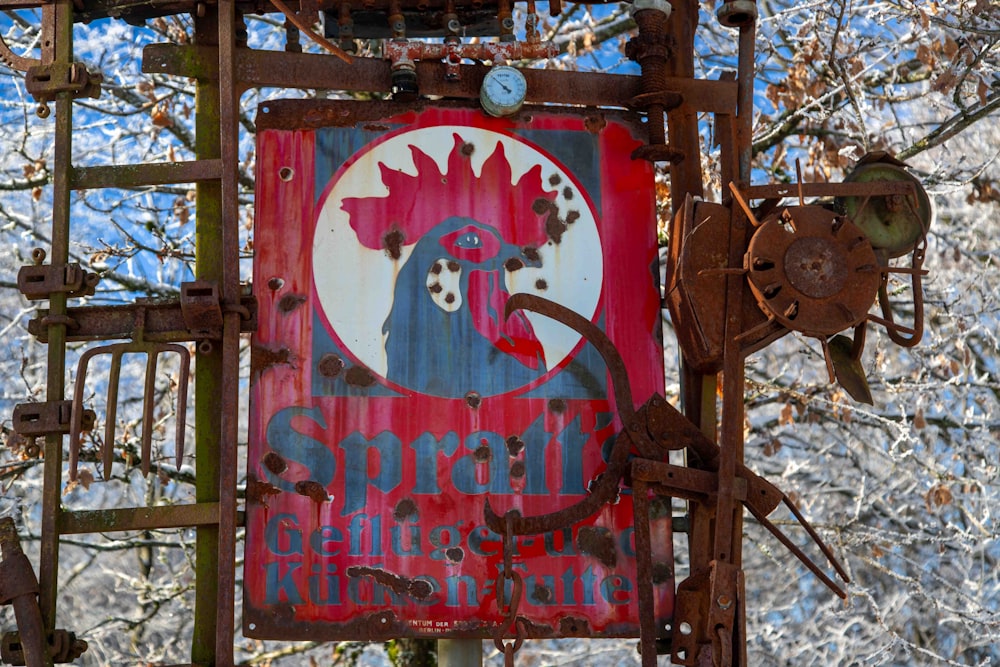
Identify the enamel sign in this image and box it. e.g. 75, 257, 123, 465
244, 101, 671, 640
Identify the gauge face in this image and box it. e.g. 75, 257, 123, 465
480, 65, 527, 117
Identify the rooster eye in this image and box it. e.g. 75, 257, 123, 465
454, 232, 483, 249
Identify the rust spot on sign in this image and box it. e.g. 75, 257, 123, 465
245, 475, 281, 506
584, 114, 607, 133
393, 498, 419, 522
510, 461, 526, 478
522, 246, 540, 263
535, 279, 548, 291
383, 228, 405, 260
267, 277, 284, 290
460, 141, 475, 156
546, 212, 567, 244
294, 480, 329, 503
317, 353, 345, 378
278, 293, 307, 313
505, 257, 525, 272
465, 392, 481, 409
566, 210, 580, 225
531, 584, 553, 603
505, 435, 525, 456
532, 197, 553, 215
251, 346, 291, 378
559, 617, 592, 636
473, 442, 492, 462
445, 547, 464, 562
562, 186, 574, 201
345, 366, 376, 387
262, 451, 288, 474
548, 398, 566, 413
347, 566, 434, 601
577, 526, 617, 568
548, 173, 562, 186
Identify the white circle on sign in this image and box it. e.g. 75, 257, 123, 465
312, 124, 603, 397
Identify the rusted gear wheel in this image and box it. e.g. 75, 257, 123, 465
746, 206, 880, 338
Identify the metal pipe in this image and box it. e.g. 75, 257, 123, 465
39, 3, 74, 660
215, 2, 241, 664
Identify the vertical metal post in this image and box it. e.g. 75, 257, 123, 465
192, 10, 222, 666
38, 2, 74, 660
215, 2, 241, 664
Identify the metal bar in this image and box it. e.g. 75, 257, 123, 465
191, 9, 222, 665
29, 297, 256, 343
214, 2, 241, 664
70, 159, 224, 190
141, 44, 739, 112
38, 2, 74, 658
59, 503, 222, 534
744, 181, 914, 200
631, 478, 657, 667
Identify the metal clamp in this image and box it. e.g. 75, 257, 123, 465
17, 263, 99, 301
11, 401, 95, 439
25, 62, 103, 118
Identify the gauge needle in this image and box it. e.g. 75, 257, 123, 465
498, 82, 512, 93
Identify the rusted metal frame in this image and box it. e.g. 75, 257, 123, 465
214, 2, 242, 664
191, 9, 223, 664
38, 1, 74, 659
28, 295, 258, 343
58, 503, 222, 534
141, 44, 738, 112
70, 159, 224, 190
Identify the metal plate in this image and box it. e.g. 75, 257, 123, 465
244, 100, 670, 640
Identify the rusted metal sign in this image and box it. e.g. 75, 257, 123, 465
244, 100, 670, 640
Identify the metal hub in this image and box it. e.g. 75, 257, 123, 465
746, 206, 880, 338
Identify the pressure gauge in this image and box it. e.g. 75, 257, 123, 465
480, 65, 527, 117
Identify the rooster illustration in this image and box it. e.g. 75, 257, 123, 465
341, 133, 560, 397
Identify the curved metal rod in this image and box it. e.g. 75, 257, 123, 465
484, 294, 655, 536
876, 240, 926, 347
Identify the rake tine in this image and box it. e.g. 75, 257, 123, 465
69, 347, 100, 482
104, 347, 124, 480
140, 349, 159, 477
171, 344, 191, 473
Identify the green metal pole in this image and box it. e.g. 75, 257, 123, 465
192, 10, 222, 665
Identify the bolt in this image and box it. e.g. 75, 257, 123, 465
717, 594, 733, 610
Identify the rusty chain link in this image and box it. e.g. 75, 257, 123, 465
492, 510, 527, 667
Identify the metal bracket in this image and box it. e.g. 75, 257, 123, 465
180, 280, 224, 334
17, 262, 99, 301
0, 630, 88, 665
25, 62, 103, 117
11, 401, 95, 439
